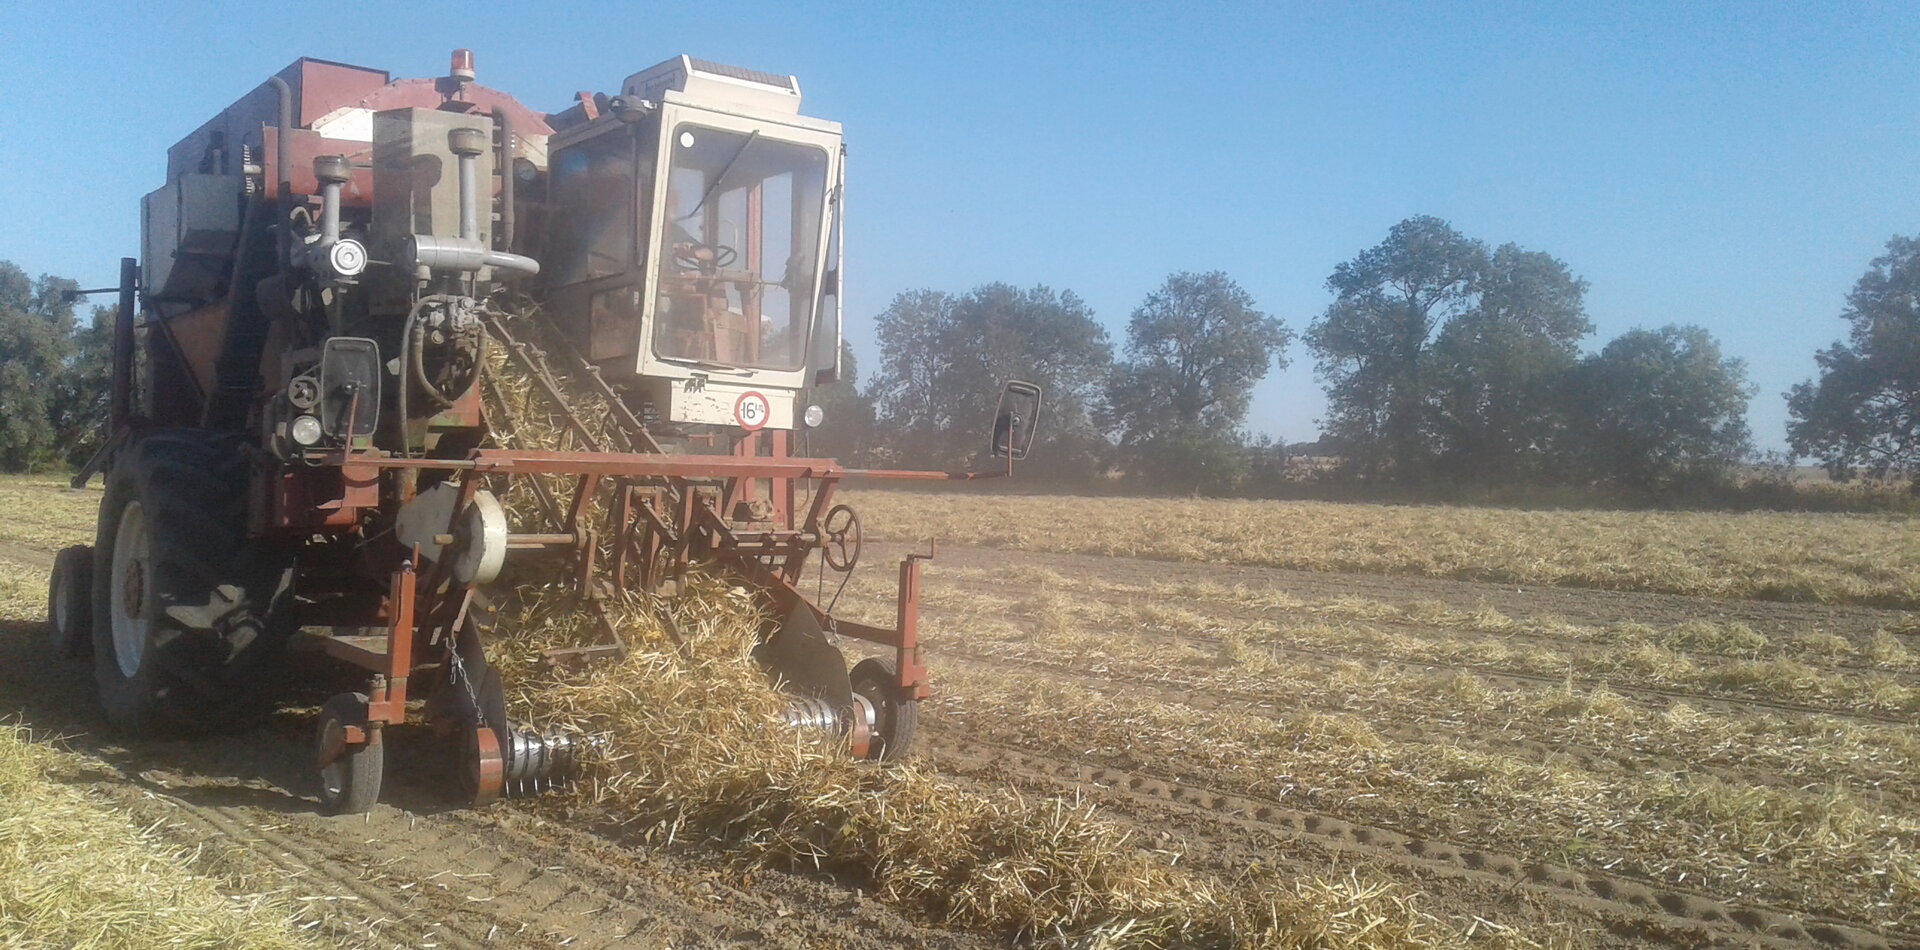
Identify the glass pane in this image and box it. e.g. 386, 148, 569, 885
655, 125, 828, 371
548, 129, 640, 286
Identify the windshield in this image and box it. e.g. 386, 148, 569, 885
654, 124, 829, 371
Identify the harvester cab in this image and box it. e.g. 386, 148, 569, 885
51, 49, 1042, 815
537, 55, 845, 436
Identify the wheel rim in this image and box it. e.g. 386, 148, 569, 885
319, 716, 348, 801
852, 682, 891, 755
110, 502, 152, 678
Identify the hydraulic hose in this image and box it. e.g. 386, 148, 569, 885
396, 294, 456, 456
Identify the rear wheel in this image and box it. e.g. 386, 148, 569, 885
316, 692, 383, 815
90, 432, 293, 735
47, 545, 92, 658
850, 656, 918, 762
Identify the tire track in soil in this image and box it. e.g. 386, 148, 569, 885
920, 726, 1911, 950
918, 641, 1919, 945
842, 577, 1920, 804
931, 570, 1920, 684
925, 639, 1920, 812
906, 586, 1920, 728
0, 539, 55, 570
863, 542, 1916, 642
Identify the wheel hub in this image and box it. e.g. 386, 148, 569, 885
119, 559, 144, 618
110, 500, 152, 678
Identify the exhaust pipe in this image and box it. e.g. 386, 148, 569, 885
297, 155, 366, 280
409, 127, 539, 278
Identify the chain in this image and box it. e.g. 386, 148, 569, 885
447, 639, 486, 726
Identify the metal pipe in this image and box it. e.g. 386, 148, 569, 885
416, 127, 539, 277
409, 235, 539, 277
313, 155, 351, 244
267, 76, 293, 266
491, 106, 515, 251
267, 76, 292, 197
111, 257, 137, 431
457, 149, 478, 241
318, 180, 341, 242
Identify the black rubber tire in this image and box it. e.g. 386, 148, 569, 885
316, 692, 383, 815
850, 656, 918, 762
90, 431, 294, 736
47, 544, 93, 658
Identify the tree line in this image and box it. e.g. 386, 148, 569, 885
2, 215, 1915, 499
0, 263, 111, 472
812, 215, 1920, 499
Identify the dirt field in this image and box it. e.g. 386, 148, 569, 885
1, 476, 1916, 949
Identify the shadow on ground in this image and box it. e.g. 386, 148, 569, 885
0, 617, 469, 817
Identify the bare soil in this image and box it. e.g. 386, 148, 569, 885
2, 532, 1915, 949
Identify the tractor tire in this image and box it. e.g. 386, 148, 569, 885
315, 692, 384, 815
90, 431, 294, 736
850, 656, 918, 762
47, 544, 93, 658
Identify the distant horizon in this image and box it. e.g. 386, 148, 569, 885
4, 1, 1915, 455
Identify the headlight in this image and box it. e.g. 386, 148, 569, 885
290, 414, 324, 446
803, 404, 825, 428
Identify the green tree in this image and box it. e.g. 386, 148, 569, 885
1104, 271, 1290, 491
52, 305, 115, 467
867, 289, 953, 465
800, 340, 876, 464
1786, 235, 1920, 487
0, 261, 79, 472
1429, 244, 1591, 483
1565, 325, 1753, 492
868, 283, 1112, 479
1307, 216, 1487, 479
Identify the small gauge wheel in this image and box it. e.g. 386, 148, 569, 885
316, 692, 383, 815
850, 656, 917, 762
47, 544, 92, 658
822, 504, 862, 572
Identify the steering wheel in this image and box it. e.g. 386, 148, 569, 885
821, 504, 862, 572
672, 241, 738, 270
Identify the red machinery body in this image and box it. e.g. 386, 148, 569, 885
58, 50, 1043, 812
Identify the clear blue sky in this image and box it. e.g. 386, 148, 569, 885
4, 0, 1916, 452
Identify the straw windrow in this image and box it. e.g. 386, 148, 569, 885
474, 310, 1479, 949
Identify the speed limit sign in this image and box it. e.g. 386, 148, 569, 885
733, 391, 771, 430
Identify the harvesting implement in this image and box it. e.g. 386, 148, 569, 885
48, 50, 1042, 813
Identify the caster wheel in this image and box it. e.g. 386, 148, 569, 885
316, 692, 383, 815
850, 657, 918, 762
47, 544, 92, 658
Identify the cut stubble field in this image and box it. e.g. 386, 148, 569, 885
847, 490, 1920, 609
0, 476, 1915, 949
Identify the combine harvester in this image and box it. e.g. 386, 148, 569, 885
45, 50, 1041, 813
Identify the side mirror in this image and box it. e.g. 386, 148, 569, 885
991, 380, 1044, 461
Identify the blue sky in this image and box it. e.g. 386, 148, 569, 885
4, 1, 1916, 451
